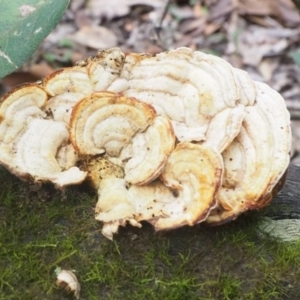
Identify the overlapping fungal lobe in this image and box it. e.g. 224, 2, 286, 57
254, 82, 291, 196
233, 68, 256, 106
45, 92, 87, 124
202, 104, 246, 153
0, 84, 47, 135
120, 116, 175, 185
95, 143, 223, 240
43, 66, 93, 96
69, 91, 156, 157
206, 81, 291, 225
0, 84, 46, 171
157, 142, 223, 228
43, 66, 94, 124
13, 119, 82, 185
0, 84, 87, 187
122, 47, 241, 143
87, 47, 129, 92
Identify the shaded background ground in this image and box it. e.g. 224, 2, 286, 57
1, 1, 300, 299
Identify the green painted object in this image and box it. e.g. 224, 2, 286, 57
0, 0, 69, 78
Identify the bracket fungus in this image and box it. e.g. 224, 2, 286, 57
95, 142, 223, 239
69, 91, 156, 157
0, 84, 86, 187
0, 47, 291, 239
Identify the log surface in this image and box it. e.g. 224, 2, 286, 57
264, 164, 300, 219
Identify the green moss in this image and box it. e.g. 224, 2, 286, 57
0, 166, 300, 299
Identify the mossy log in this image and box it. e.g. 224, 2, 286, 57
266, 164, 300, 218
260, 164, 300, 241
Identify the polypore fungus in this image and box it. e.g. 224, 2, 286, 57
95, 143, 223, 239
120, 116, 175, 185
121, 48, 253, 144
69, 91, 156, 156
0, 84, 86, 187
206, 81, 291, 225
0, 47, 291, 239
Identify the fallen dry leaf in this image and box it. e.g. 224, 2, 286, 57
70, 26, 118, 49
29, 62, 55, 78
227, 24, 300, 66
238, 0, 300, 27
87, 0, 167, 20
257, 58, 279, 82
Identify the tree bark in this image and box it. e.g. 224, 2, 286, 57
264, 164, 300, 219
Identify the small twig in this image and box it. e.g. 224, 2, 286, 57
152, 0, 172, 49
156, 0, 171, 33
